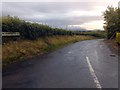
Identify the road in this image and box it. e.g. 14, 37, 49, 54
0, 45, 2, 90
3, 39, 118, 88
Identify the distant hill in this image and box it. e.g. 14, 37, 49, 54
68, 26, 87, 31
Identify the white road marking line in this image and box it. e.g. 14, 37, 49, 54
86, 56, 102, 88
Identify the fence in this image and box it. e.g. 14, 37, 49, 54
2, 32, 20, 36
2, 32, 20, 43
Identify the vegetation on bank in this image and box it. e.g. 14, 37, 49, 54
3, 35, 95, 66
74, 31, 106, 38
2, 15, 74, 41
2, 15, 105, 43
103, 6, 120, 39
102, 5, 120, 60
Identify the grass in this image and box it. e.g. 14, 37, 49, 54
75, 31, 106, 38
104, 39, 119, 55
3, 35, 95, 66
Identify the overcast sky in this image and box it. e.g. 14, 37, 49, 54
2, 0, 119, 30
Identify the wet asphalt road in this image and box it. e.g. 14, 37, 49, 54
2, 39, 118, 88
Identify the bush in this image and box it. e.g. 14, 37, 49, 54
103, 6, 120, 39
2, 15, 74, 41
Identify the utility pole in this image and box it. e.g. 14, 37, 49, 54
118, 1, 120, 8
66, 25, 68, 30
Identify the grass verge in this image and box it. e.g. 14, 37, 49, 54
104, 39, 119, 55
3, 35, 95, 66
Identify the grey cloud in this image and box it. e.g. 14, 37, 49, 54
25, 15, 102, 25
2, 2, 105, 29
3, 2, 107, 14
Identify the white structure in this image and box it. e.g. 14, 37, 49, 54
2, 32, 20, 36
118, 1, 120, 8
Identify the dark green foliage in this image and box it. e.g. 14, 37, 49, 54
103, 6, 120, 39
2, 15, 105, 42
2, 16, 74, 40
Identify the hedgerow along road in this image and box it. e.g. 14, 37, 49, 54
3, 39, 118, 88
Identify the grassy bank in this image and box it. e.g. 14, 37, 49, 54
3, 35, 95, 66
104, 39, 119, 55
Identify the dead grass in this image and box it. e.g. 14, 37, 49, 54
2, 35, 95, 66
104, 39, 119, 55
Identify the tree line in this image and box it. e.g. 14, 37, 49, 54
103, 6, 120, 39
2, 15, 105, 42
2, 15, 74, 40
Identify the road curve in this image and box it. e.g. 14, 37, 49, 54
3, 39, 118, 88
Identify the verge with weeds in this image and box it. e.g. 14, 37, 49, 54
3, 35, 95, 66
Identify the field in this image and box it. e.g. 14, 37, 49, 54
74, 31, 106, 38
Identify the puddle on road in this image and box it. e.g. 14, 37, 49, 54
110, 54, 116, 57
68, 51, 72, 54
